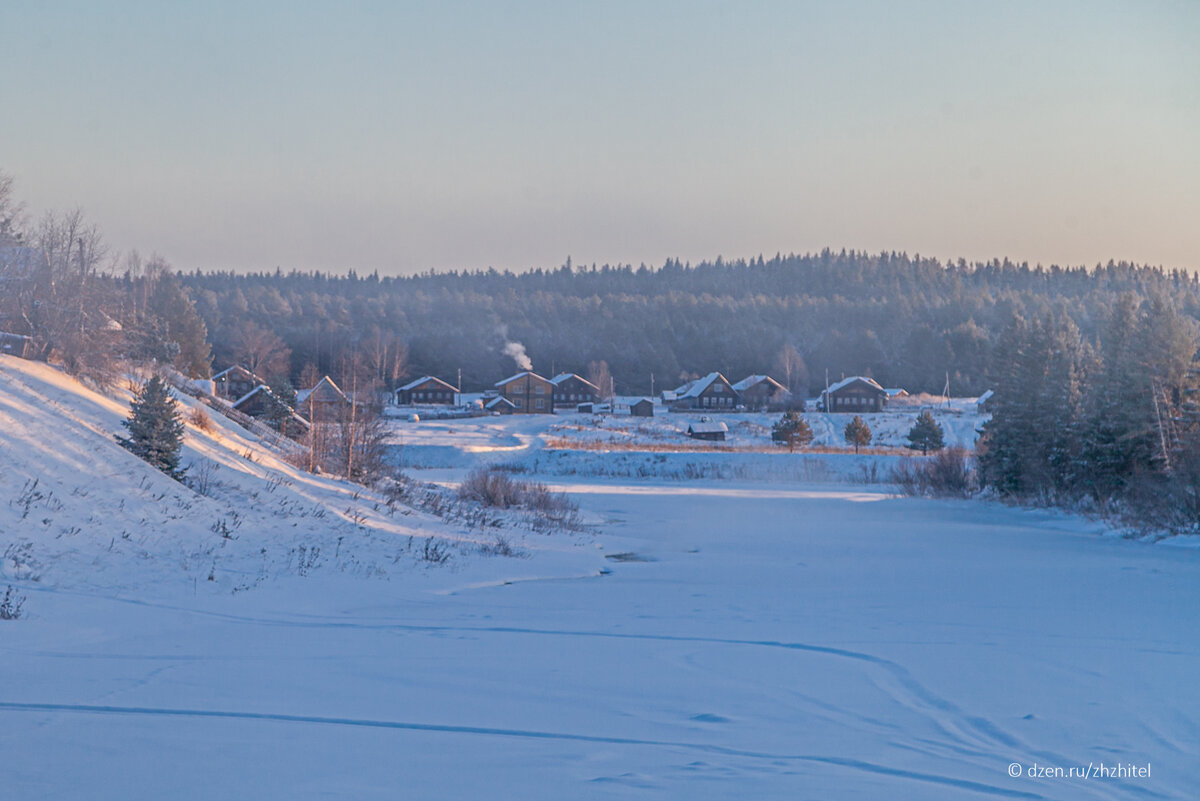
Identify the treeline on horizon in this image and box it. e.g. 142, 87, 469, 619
4, 163, 1200, 534
178, 251, 1200, 397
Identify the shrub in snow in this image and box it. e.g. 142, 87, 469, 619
1, 586, 26, 620
187, 405, 213, 432
117, 375, 187, 480
458, 468, 524, 508
457, 467, 583, 533
891, 446, 976, 497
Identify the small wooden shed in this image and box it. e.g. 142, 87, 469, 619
687, 420, 728, 441
631, 398, 655, 417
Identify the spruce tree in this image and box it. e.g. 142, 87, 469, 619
844, 415, 871, 453
117, 375, 187, 480
906, 411, 945, 454
772, 410, 814, 452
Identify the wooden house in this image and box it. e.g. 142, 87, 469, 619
687, 420, 728, 441
731, 375, 790, 411
297, 376, 352, 421
213, 365, 264, 401
232, 384, 310, 439
494, 371, 555, 414
669, 372, 738, 412
549, 373, 601, 408
819, 376, 887, 412
0, 332, 35, 360
485, 395, 517, 415
630, 398, 655, 417
395, 375, 458, 405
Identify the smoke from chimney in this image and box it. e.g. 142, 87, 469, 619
503, 341, 532, 371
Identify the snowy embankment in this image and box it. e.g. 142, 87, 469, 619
0, 356, 603, 599
388, 406, 985, 482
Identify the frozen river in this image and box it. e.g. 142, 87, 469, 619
3, 479, 1197, 800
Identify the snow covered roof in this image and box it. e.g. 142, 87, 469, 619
398, 375, 456, 392
297, 376, 348, 405
823, 376, 885, 395
494, 371, 548, 387
732, 375, 786, 393
232, 384, 271, 408
485, 396, 516, 410
212, 365, 260, 382
549, 372, 600, 391
977, 389, 994, 404
688, 420, 728, 434
884, 387, 909, 397
678, 372, 726, 399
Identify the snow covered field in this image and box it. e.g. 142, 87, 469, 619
3, 357, 1198, 799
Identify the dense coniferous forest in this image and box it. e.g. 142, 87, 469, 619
178, 252, 1200, 397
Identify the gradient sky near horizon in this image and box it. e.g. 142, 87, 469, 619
2, 1, 1198, 274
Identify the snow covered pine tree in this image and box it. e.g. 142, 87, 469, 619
117, 375, 187, 480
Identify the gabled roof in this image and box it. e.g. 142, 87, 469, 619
231, 384, 273, 409
678, 372, 728, 399
485, 395, 517, 410
549, 372, 600, 391
732, 374, 787, 393
688, 420, 728, 434
398, 375, 457, 392
297, 376, 349, 405
824, 376, 885, 395
213, 365, 262, 383
977, 389, 994, 404
494, 371, 550, 387
884, 387, 909, 397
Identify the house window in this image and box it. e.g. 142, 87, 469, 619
535, 398, 545, 410
514, 398, 523, 408
535, 385, 544, 394
714, 384, 723, 392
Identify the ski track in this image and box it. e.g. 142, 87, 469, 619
4, 585, 1080, 793
0, 701, 1047, 799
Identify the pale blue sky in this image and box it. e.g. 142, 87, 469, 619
2, 1, 1197, 273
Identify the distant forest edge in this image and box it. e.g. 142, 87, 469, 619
179, 252, 1200, 396
5, 162, 1200, 534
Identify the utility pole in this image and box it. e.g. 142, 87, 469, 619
650, 372, 655, 397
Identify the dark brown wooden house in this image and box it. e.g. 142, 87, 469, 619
298, 376, 352, 421
485, 395, 517, 415
630, 398, 655, 417
232, 384, 310, 439
395, 375, 458, 405
819, 376, 887, 412
549, 373, 601, 408
494, 371, 555, 414
731, 375, 791, 411
669, 372, 738, 412
0, 332, 35, 360
213, 365, 264, 401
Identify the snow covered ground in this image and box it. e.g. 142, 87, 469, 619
389, 406, 983, 481
2, 357, 1198, 799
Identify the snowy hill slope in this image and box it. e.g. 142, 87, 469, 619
0, 356, 601, 600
